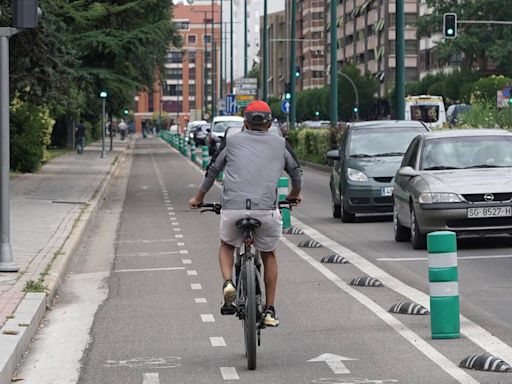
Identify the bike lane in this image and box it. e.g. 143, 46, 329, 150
76, 138, 491, 384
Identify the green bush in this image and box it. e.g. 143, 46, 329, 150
470, 75, 512, 105
458, 102, 512, 129
10, 100, 54, 173
287, 128, 338, 165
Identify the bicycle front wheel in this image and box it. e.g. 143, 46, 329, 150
243, 261, 257, 370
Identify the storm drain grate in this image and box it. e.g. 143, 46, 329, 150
460, 354, 512, 373
298, 240, 323, 248
321, 254, 350, 264
283, 227, 304, 235
389, 301, 429, 315
349, 276, 384, 287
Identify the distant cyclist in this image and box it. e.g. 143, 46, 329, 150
188, 100, 303, 327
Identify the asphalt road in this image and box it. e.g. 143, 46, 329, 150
16, 138, 512, 384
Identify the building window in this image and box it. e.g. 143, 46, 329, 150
188, 35, 197, 45
188, 50, 196, 64
203, 34, 212, 44
389, 13, 417, 28
167, 51, 183, 64
405, 40, 418, 55
166, 68, 183, 80
312, 71, 324, 78
406, 68, 417, 81
148, 92, 154, 112
175, 20, 190, 30
189, 68, 196, 80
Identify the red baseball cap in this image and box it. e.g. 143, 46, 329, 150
244, 100, 272, 125
245, 100, 271, 113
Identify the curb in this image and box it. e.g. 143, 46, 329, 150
300, 160, 332, 173
0, 143, 129, 384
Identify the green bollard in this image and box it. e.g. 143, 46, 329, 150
183, 138, 188, 156
191, 141, 196, 163
172, 135, 177, 148
202, 146, 209, 169
278, 177, 291, 229
428, 231, 460, 339
179, 136, 183, 153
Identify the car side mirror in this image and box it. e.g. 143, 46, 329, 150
326, 149, 341, 161
398, 166, 420, 178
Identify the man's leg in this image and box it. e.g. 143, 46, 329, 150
260, 250, 277, 306
219, 240, 235, 281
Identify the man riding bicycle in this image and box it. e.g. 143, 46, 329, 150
188, 100, 303, 327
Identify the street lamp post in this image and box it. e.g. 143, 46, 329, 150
263, 0, 268, 101
100, 91, 107, 158
330, 0, 338, 128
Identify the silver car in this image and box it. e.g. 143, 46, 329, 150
393, 129, 512, 249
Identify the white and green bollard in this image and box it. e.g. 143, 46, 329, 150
182, 138, 188, 156
278, 177, 291, 229
428, 231, 460, 339
202, 146, 209, 169
190, 141, 196, 163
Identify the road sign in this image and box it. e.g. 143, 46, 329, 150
502, 87, 512, 98
281, 100, 290, 114
225, 94, 237, 114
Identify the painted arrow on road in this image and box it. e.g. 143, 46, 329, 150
308, 353, 358, 374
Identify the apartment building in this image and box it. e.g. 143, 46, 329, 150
135, 3, 221, 132
328, 0, 419, 98
266, 10, 287, 97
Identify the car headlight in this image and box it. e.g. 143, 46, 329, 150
347, 168, 369, 182
419, 193, 462, 204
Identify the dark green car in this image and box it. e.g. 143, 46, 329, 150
327, 121, 429, 222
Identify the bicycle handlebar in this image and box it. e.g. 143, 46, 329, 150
197, 200, 299, 215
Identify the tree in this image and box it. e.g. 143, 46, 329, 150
338, 64, 378, 121
417, 0, 512, 76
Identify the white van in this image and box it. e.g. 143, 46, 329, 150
208, 116, 244, 155
405, 95, 446, 129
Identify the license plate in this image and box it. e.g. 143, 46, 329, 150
467, 207, 512, 218
381, 187, 394, 197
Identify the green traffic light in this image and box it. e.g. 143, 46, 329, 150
315, 111, 320, 116
285, 93, 291, 100
124, 109, 129, 114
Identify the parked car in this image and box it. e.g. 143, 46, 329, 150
326, 120, 429, 222
393, 129, 512, 249
193, 124, 210, 146
185, 120, 207, 145
446, 104, 471, 126
207, 116, 244, 155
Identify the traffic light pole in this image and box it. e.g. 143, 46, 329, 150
329, 0, 338, 128
395, 0, 405, 120
289, 0, 297, 129
0, 29, 20, 271
262, 0, 268, 101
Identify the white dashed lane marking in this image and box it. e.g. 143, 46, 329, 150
182, 259, 192, 264
115, 267, 185, 273
191, 284, 202, 290
201, 314, 215, 322
175, 234, 183, 238
143, 373, 159, 384
220, 367, 239, 380
210, 337, 226, 347
187, 270, 198, 276
195, 298, 207, 303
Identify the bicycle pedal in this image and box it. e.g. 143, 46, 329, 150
221, 304, 237, 315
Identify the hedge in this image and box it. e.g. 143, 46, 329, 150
288, 127, 342, 165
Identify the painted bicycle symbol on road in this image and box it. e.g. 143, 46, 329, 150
104, 356, 181, 369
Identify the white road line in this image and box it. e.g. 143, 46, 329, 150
173, 228, 181, 232
182, 259, 192, 264
195, 298, 207, 303
170, 217, 177, 221
175, 234, 183, 238
220, 367, 239, 380
115, 267, 185, 273
177, 242, 185, 246
210, 337, 226, 347
115, 239, 177, 244
191, 283, 202, 290
168, 212, 176, 215
116, 251, 182, 257
172, 222, 179, 226
143, 373, 159, 384
293, 216, 512, 371
378, 254, 512, 262
180, 250, 189, 254
281, 237, 479, 384
201, 314, 215, 322
187, 270, 198, 276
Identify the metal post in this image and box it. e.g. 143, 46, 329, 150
204, 15, 208, 119
339, 72, 358, 121
263, 0, 268, 101
101, 98, 106, 158
244, 0, 248, 77
330, 0, 338, 128
289, 0, 297, 128
395, 0, 405, 120
230, 0, 234, 93
220, 0, 224, 99
212, 40, 216, 118
0, 34, 18, 272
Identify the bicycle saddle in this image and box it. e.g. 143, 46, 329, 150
236, 218, 261, 229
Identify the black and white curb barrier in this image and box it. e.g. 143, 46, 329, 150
320, 254, 349, 264
282, 227, 304, 235
389, 301, 430, 315
349, 276, 384, 287
298, 240, 323, 248
460, 354, 512, 373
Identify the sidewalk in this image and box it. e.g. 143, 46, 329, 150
0, 139, 129, 384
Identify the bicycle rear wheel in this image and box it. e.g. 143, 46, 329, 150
243, 261, 257, 370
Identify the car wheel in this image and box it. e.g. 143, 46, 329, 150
332, 198, 341, 219
393, 202, 410, 242
341, 200, 356, 223
410, 207, 426, 249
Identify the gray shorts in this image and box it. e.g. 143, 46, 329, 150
220, 209, 282, 252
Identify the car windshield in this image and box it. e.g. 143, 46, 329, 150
212, 120, 243, 133
348, 127, 425, 157
410, 105, 440, 123
421, 135, 512, 170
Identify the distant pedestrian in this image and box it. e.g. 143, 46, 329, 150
118, 119, 128, 140
75, 120, 86, 155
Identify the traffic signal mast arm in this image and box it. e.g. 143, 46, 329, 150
443, 13, 512, 39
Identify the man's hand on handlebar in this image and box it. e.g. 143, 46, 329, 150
286, 192, 303, 206
188, 191, 206, 209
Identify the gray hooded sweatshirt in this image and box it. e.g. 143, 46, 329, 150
199, 129, 303, 210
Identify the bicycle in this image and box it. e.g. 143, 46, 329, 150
199, 200, 296, 370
